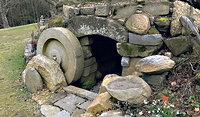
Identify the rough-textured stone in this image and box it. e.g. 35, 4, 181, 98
164, 52, 173, 58
99, 110, 123, 117
154, 17, 170, 33
49, 92, 67, 104
81, 7, 95, 15
53, 110, 70, 117
122, 58, 142, 76
87, 92, 113, 115
99, 74, 120, 94
80, 36, 93, 46
117, 43, 162, 57
41, 105, 60, 117
80, 72, 96, 90
32, 90, 52, 105
84, 57, 96, 68
148, 27, 160, 34
78, 101, 92, 110
25, 67, 43, 93
193, 7, 200, 28
63, 86, 98, 100
121, 57, 130, 67
95, 5, 109, 16
112, 5, 137, 19
82, 46, 92, 59
81, 113, 95, 117
170, 1, 191, 36
105, 75, 151, 107
67, 15, 128, 42
54, 94, 85, 114
143, 3, 170, 16
164, 36, 191, 56
26, 54, 67, 91
125, 14, 150, 34
136, 55, 175, 74
63, 5, 74, 19
95, 71, 102, 80
71, 109, 86, 117
82, 63, 97, 77
129, 33, 163, 45
142, 72, 168, 86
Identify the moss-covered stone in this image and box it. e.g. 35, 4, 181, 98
47, 15, 63, 28
154, 17, 170, 33
79, 72, 96, 90
164, 36, 192, 56
148, 27, 160, 34
157, 17, 170, 23
117, 43, 162, 57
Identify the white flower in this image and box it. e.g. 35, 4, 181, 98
148, 111, 151, 114
162, 111, 164, 113
152, 110, 155, 113
167, 106, 170, 108
158, 108, 160, 111
138, 111, 143, 116
156, 115, 160, 117
170, 104, 175, 108
144, 100, 148, 104
176, 111, 179, 114
157, 110, 159, 113
158, 99, 160, 102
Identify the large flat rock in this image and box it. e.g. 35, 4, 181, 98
67, 15, 128, 42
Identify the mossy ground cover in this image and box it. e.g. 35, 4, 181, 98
0, 24, 40, 117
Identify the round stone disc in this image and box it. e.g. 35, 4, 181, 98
37, 27, 84, 84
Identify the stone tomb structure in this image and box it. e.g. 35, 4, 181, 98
24, 0, 200, 116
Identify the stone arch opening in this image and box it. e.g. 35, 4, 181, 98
89, 35, 122, 78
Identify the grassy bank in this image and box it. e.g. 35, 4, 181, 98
0, 24, 40, 117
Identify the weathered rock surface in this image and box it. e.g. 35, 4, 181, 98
81, 7, 95, 15
71, 109, 86, 117
77, 101, 92, 110
164, 36, 191, 56
54, 94, 85, 114
193, 7, 200, 28
121, 57, 130, 67
129, 33, 163, 45
125, 14, 150, 34
32, 90, 52, 105
99, 74, 120, 94
117, 43, 162, 57
99, 110, 123, 117
87, 92, 113, 115
154, 17, 170, 33
82, 63, 97, 77
67, 15, 128, 42
82, 46, 92, 59
112, 5, 137, 19
63, 86, 98, 100
80, 72, 96, 90
80, 36, 93, 46
122, 58, 142, 76
49, 92, 67, 104
41, 105, 60, 117
95, 5, 109, 16
136, 55, 175, 74
25, 67, 43, 93
53, 110, 70, 117
142, 72, 168, 86
105, 75, 151, 107
26, 54, 67, 91
143, 3, 170, 16
81, 112, 95, 117
84, 57, 96, 68
170, 1, 191, 36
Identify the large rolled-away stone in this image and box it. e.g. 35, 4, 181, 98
136, 55, 175, 74
26, 54, 67, 91
105, 75, 151, 107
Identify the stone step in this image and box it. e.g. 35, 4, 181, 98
63, 86, 98, 100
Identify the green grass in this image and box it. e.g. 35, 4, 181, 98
0, 23, 40, 117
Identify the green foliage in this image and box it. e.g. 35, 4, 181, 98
47, 15, 63, 28
198, 27, 200, 32
184, 95, 200, 108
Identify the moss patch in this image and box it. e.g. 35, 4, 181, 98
121, 43, 133, 55
148, 27, 160, 34
157, 17, 170, 23
138, 46, 147, 52
48, 15, 63, 28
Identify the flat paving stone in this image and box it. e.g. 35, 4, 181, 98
71, 109, 86, 117
77, 100, 92, 110
54, 93, 86, 114
63, 86, 98, 100
49, 92, 67, 104
52, 110, 70, 117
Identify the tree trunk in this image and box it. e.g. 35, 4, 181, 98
1, 12, 10, 28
